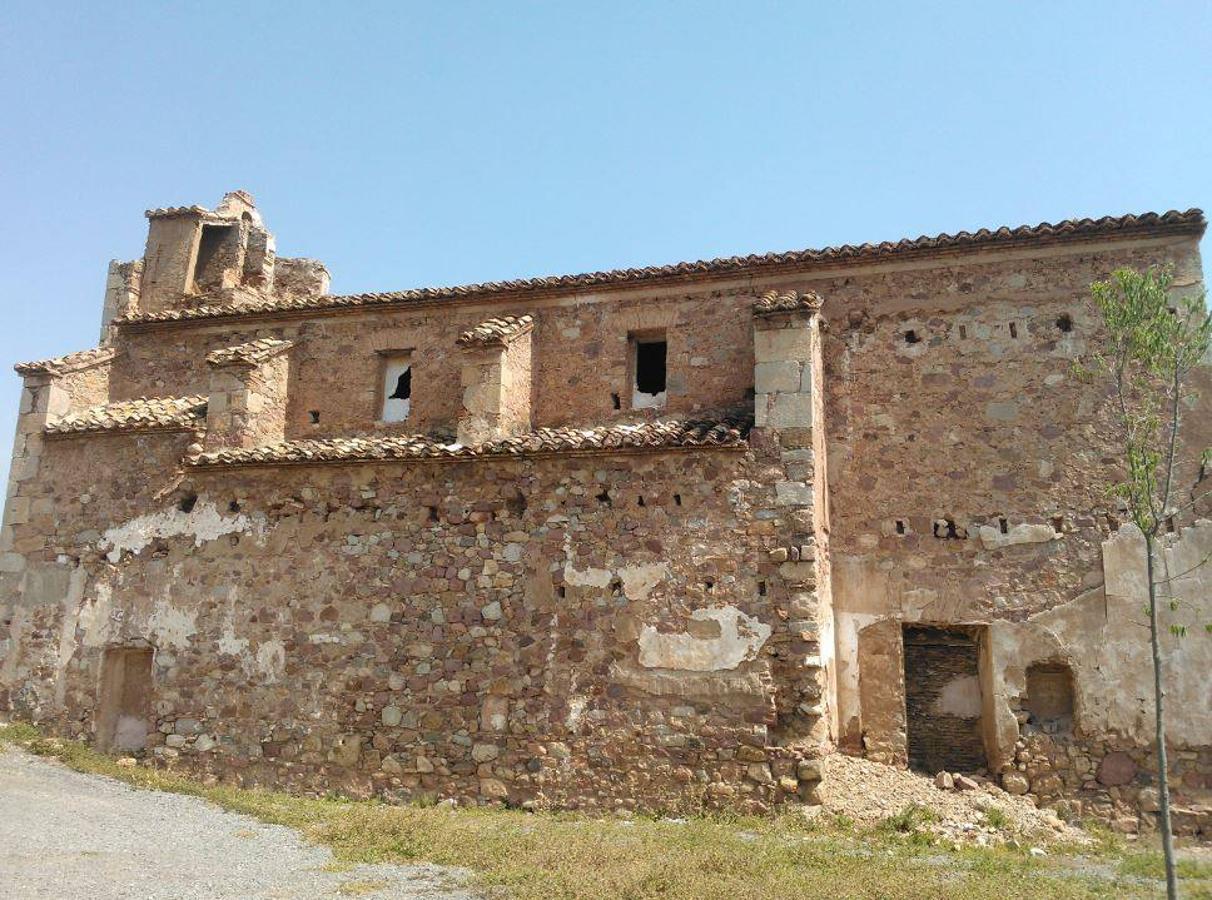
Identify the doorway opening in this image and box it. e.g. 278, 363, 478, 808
96, 647, 154, 752
902, 625, 986, 773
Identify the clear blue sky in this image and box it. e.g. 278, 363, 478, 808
2, 1, 1210, 491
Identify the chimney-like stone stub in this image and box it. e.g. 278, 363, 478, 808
135, 191, 321, 317
203, 339, 293, 452
456, 316, 534, 447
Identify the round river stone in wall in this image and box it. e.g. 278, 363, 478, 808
1096, 751, 1137, 787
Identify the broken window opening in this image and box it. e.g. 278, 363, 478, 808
1056, 313, 1073, 333
933, 517, 961, 540
192, 224, 237, 293
380, 356, 412, 423
632, 334, 667, 409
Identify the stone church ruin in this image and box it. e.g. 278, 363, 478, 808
2, 192, 1209, 834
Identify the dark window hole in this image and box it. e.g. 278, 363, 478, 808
704, 578, 715, 591
1056, 314, 1073, 333
895, 519, 906, 535
933, 517, 960, 540
557, 586, 566, 599
635, 339, 667, 395
637, 495, 645, 507
757, 580, 767, 596
595, 489, 611, 506
178, 493, 198, 513
426, 506, 439, 524
1008, 322, 1018, 339
609, 578, 623, 597
228, 500, 241, 513
388, 368, 411, 401
673, 493, 682, 506
904, 329, 920, 344
308, 410, 320, 424
998, 516, 1008, 535
610, 392, 621, 410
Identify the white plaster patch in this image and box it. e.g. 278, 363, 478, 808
147, 601, 198, 649
255, 640, 286, 682
78, 581, 114, 649
632, 388, 666, 409
563, 562, 613, 589
637, 606, 771, 672
566, 694, 588, 730
978, 523, 1059, 550
932, 674, 983, 718
100, 500, 264, 563
617, 563, 668, 601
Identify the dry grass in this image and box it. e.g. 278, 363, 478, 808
1, 723, 1204, 899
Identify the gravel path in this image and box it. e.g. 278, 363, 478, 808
0, 748, 474, 899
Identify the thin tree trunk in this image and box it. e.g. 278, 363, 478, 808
1146, 532, 1179, 899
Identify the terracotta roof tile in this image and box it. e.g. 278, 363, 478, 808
456, 315, 535, 348
193, 414, 751, 467
117, 209, 1205, 326
206, 338, 294, 367
46, 396, 207, 436
144, 205, 213, 219
753, 290, 824, 317
14, 347, 118, 377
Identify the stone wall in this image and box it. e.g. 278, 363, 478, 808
0, 425, 832, 812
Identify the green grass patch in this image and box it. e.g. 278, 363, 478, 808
2, 722, 1208, 899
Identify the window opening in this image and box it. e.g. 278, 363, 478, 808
308, 410, 320, 424
632, 334, 667, 409
192, 224, 237, 293
381, 357, 412, 423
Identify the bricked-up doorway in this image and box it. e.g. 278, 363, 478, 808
902, 625, 987, 774
96, 647, 154, 752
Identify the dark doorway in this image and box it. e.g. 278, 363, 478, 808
902, 625, 986, 773
96, 647, 154, 752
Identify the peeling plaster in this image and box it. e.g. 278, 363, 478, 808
147, 600, 198, 650
977, 523, 1060, 550
637, 606, 771, 672
100, 500, 265, 563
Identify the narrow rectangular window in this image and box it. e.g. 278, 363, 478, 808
192, 223, 237, 293
631, 332, 667, 409
381, 355, 412, 422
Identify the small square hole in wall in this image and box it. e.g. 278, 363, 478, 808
308, 410, 320, 424
904, 329, 920, 344
1056, 314, 1073, 333
380, 355, 412, 423
631, 331, 667, 409
895, 519, 907, 535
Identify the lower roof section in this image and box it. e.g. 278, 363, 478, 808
191, 414, 752, 468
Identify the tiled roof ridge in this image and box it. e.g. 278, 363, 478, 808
117, 208, 1205, 326
754, 289, 825, 317
46, 395, 208, 436
14, 347, 118, 377
206, 337, 294, 367
192, 413, 752, 467
456, 314, 536, 348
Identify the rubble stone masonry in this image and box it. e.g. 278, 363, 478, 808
1, 194, 1209, 833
